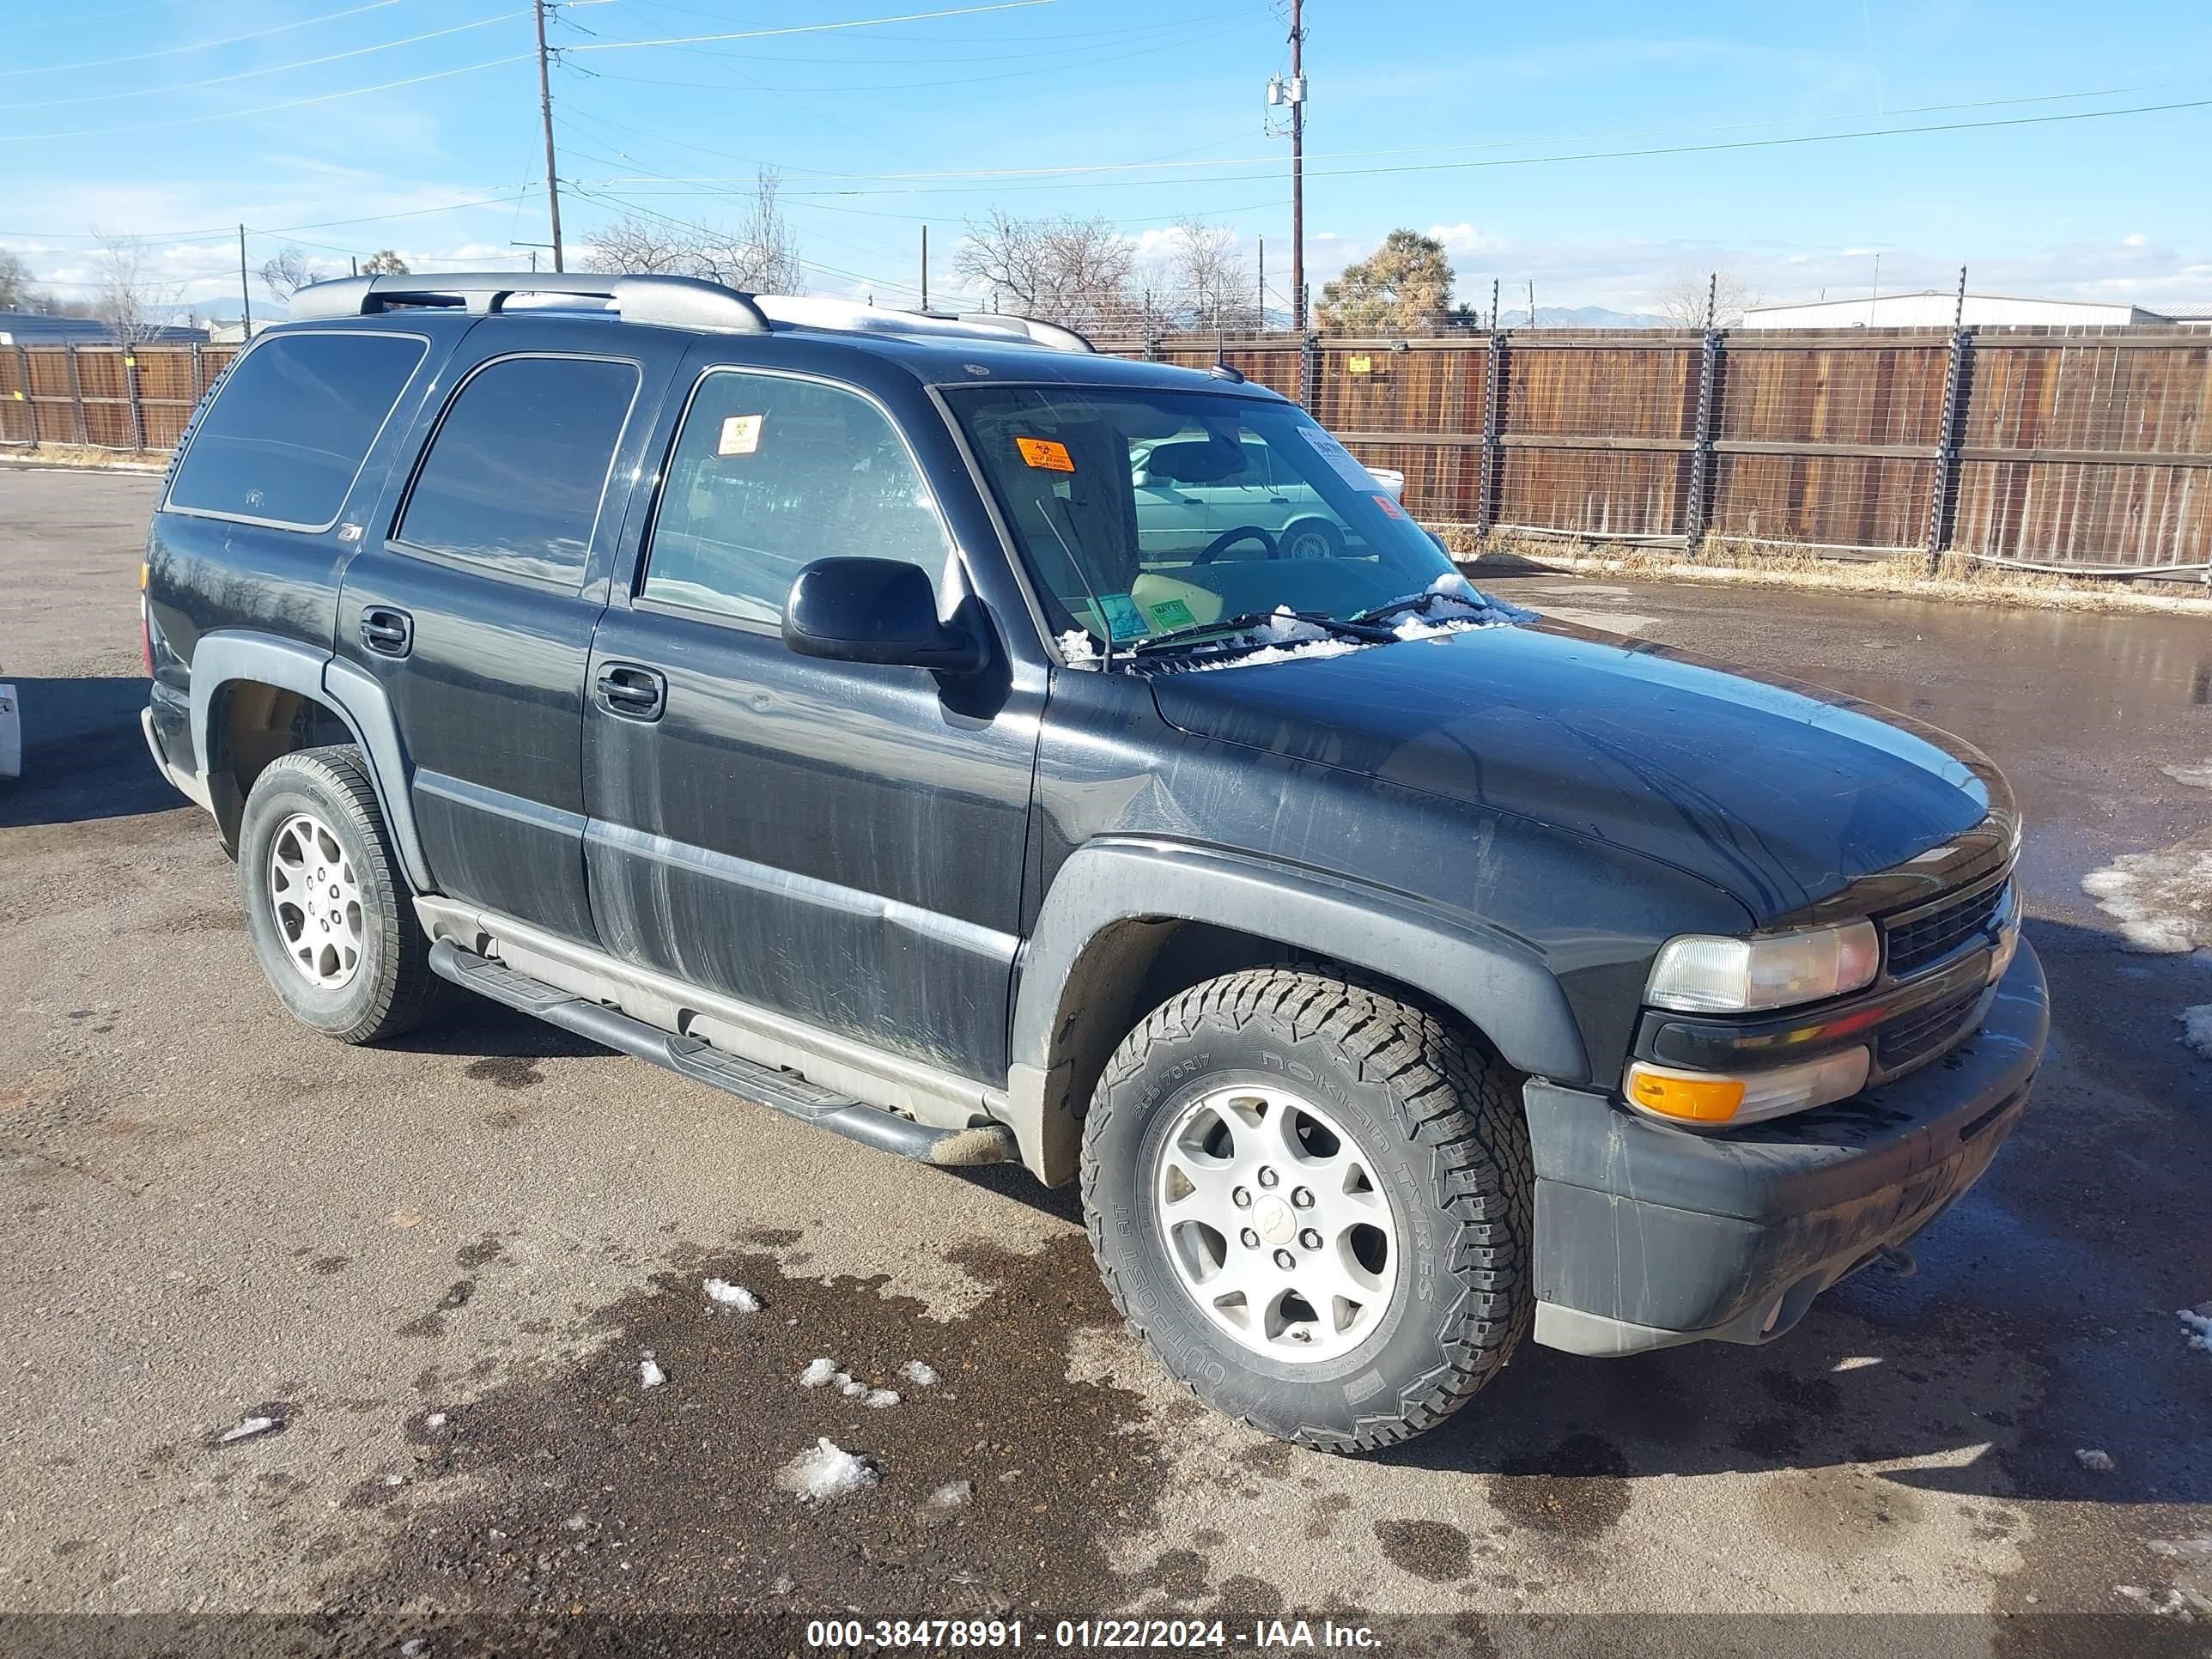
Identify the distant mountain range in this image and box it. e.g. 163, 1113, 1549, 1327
1522, 305, 1666, 329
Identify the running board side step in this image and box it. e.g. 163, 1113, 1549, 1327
427, 940, 1018, 1168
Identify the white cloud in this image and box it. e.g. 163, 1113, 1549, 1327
2125, 234, 2148, 246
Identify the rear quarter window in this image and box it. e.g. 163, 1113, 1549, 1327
166, 331, 427, 529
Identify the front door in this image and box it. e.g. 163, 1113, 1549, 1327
581, 358, 1039, 1082
335, 324, 682, 941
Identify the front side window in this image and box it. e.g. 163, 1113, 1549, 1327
640, 370, 952, 626
946, 386, 1455, 653
397, 355, 640, 586
167, 331, 426, 529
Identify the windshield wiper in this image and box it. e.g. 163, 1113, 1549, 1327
1130, 608, 1394, 657
1349, 590, 1443, 626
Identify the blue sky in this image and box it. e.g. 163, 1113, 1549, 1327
5, 0, 2209, 321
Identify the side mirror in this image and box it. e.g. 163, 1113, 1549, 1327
782, 556, 987, 675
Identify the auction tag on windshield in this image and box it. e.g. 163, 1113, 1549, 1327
1146, 598, 1195, 629
1371, 492, 1405, 519
1297, 424, 1380, 490
1099, 592, 1146, 641
1016, 435, 1075, 472
717, 414, 763, 456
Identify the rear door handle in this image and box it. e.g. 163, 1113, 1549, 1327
360, 605, 412, 659
594, 663, 666, 722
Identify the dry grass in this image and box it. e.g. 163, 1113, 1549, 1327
1438, 525, 2212, 618
0, 441, 167, 473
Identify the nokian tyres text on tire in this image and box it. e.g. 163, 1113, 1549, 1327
1080, 967, 1534, 1452
236, 744, 446, 1045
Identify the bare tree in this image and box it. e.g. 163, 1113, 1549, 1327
1656, 270, 1759, 328
89, 229, 183, 343
361, 249, 410, 276
259, 245, 320, 301
0, 249, 46, 311
954, 210, 1138, 336
1167, 216, 1255, 333
583, 170, 805, 294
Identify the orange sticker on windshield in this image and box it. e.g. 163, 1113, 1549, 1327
1016, 435, 1075, 472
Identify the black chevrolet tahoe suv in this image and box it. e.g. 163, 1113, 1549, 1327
141, 272, 2047, 1451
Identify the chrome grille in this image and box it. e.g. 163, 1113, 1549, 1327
1884, 875, 2008, 979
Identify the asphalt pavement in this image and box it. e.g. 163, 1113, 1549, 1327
1, 465, 2206, 1656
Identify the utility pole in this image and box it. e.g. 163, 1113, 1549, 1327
1257, 236, 1266, 330
920, 225, 928, 310
1527, 279, 1536, 329
1289, 0, 1305, 331
237, 225, 252, 337
533, 0, 565, 271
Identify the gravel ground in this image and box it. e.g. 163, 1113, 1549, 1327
1, 468, 2206, 1656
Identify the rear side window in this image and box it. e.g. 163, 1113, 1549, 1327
167, 331, 425, 529
397, 355, 641, 586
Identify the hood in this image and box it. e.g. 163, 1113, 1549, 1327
1147, 618, 2009, 921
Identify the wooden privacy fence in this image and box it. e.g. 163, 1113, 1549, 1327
0, 341, 238, 454
1113, 325, 2212, 574
5, 328, 2206, 574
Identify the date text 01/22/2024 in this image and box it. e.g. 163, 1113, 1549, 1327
804, 1618, 1382, 1650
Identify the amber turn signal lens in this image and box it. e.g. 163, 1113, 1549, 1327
1626, 1063, 1746, 1124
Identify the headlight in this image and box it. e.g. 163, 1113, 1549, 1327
1645, 919, 1880, 1013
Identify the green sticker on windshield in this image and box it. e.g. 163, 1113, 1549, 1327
1099, 592, 1146, 641
1146, 598, 1195, 629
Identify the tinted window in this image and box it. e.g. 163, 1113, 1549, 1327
167, 331, 425, 528
398, 355, 640, 585
641, 370, 951, 626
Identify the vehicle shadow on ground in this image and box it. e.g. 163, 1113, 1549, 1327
0, 675, 181, 829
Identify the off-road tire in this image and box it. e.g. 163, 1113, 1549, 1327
237, 744, 445, 1044
1081, 967, 1534, 1452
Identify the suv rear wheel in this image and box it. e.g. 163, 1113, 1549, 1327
237, 744, 445, 1044
1081, 967, 1533, 1451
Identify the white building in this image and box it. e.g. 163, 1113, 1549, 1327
1741, 291, 2187, 329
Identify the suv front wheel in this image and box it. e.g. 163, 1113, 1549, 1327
237, 744, 446, 1044
1081, 967, 1534, 1452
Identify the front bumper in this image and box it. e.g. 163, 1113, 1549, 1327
1528, 938, 2047, 1357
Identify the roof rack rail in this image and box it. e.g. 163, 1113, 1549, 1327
955, 312, 1096, 354
287, 272, 769, 333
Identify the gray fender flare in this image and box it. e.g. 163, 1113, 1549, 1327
186, 633, 432, 890
1005, 837, 1589, 1184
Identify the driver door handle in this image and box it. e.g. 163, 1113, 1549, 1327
595, 663, 666, 722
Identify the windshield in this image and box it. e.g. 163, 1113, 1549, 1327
945, 386, 1458, 655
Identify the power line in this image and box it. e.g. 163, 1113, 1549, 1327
0, 9, 530, 111
0, 0, 404, 79
565, 2, 1059, 55
1, 191, 535, 248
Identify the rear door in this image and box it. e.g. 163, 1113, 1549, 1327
335, 321, 684, 942
580, 352, 1042, 1082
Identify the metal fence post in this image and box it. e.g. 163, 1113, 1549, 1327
125, 348, 147, 453
1475, 330, 1505, 540
9, 343, 30, 445
1298, 331, 1318, 413
1925, 325, 1972, 568
64, 342, 88, 446
1684, 325, 1723, 549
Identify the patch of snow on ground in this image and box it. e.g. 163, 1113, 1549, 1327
837, 1374, 866, 1398
776, 1437, 878, 1504
927, 1480, 971, 1511
640, 1359, 666, 1389
900, 1360, 939, 1387
2162, 761, 2212, 791
863, 1389, 899, 1409
217, 1416, 278, 1444
2179, 1307, 2212, 1356
702, 1278, 760, 1311
2181, 1006, 2212, 1062
2080, 834, 2212, 953
799, 1358, 840, 1389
